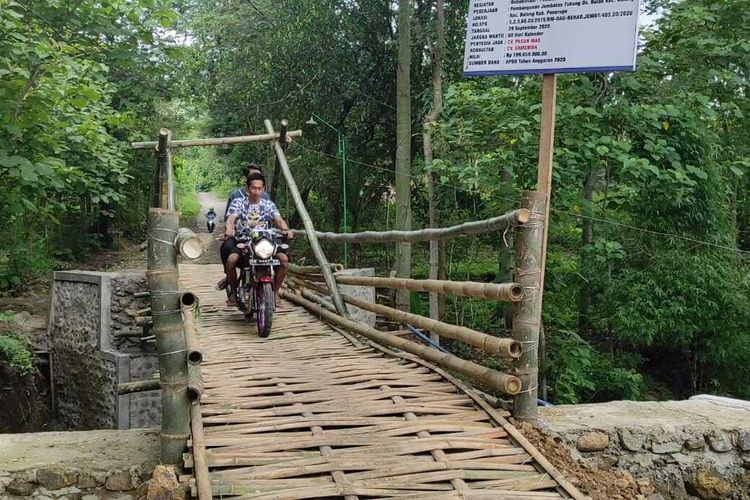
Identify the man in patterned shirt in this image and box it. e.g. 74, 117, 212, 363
223, 173, 292, 306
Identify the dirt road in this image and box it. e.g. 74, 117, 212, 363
194, 191, 228, 265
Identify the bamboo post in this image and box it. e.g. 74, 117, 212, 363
288, 276, 522, 359
156, 129, 174, 211
294, 209, 529, 244
264, 119, 349, 318
280, 289, 521, 395
147, 208, 189, 464
511, 191, 546, 422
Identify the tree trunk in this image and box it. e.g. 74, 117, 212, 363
424, 0, 445, 335
578, 167, 596, 337
394, 0, 412, 312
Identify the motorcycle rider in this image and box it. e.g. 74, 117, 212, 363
206, 207, 217, 233
223, 173, 292, 307
217, 163, 272, 292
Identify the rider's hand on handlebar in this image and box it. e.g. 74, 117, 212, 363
283, 229, 294, 240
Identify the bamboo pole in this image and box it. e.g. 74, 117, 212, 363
175, 228, 204, 260
147, 208, 189, 464
288, 276, 521, 359
189, 404, 213, 500
328, 275, 524, 302
294, 209, 529, 244
279, 289, 521, 395
131, 130, 302, 150
118, 379, 159, 395
181, 292, 203, 365
511, 191, 546, 422
264, 119, 349, 318
288, 263, 344, 274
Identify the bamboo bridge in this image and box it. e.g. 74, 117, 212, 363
128, 120, 585, 499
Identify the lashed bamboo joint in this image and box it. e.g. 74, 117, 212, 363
293, 209, 529, 244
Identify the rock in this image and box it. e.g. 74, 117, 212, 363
739, 431, 750, 452
619, 428, 647, 451
146, 465, 184, 500
707, 433, 733, 453
137, 480, 150, 496
637, 479, 655, 495
105, 470, 134, 492
76, 472, 102, 489
37, 468, 78, 490
647, 495, 666, 500
7, 478, 35, 496
614, 478, 631, 489
684, 436, 706, 451
686, 470, 733, 499
576, 431, 609, 452
651, 440, 682, 454
598, 454, 619, 469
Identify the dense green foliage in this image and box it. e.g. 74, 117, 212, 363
0, 330, 35, 377
0, 0, 181, 289
4, 0, 750, 404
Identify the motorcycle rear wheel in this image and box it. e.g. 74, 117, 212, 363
256, 282, 274, 337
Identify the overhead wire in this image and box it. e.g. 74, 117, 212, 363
290, 140, 750, 257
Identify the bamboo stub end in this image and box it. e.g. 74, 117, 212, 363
509, 283, 524, 302
187, 350, 203, 365
508, 340, 523, 359
504, 376, 523, 395
516, 208, 531, 225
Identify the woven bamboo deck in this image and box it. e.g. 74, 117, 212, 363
180, 264, 578, 499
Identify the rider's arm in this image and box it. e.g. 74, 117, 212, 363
225, 215, 237, 237
273, 215, 292, 238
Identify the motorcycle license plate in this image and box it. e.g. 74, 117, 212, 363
249, 259, 280, 266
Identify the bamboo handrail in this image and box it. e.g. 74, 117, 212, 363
131, 130, 302, 149
293, 209, 529, 244
118, 379, 159, 395
324, 275, 524, 302
288, 276, 522, 359
279, 288, 521, 395
189, 404, 212, 499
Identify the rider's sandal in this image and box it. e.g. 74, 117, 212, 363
216, 277, 228, 290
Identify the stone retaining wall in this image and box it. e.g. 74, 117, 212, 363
0, 429, 160, 499
48, 271, 159, 430
541, 400, 750, 499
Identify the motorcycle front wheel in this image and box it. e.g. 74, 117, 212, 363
256, 282, 274, 338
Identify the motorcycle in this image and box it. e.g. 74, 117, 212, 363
206, 211, 216, 233
234, 228, 288, 337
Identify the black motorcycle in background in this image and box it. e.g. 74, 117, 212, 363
206, 209, 217, 233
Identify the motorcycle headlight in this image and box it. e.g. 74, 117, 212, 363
253, 239, 275, 259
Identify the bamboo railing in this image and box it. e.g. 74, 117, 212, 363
294, 209, 529, 244
289, 197, 542, 422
